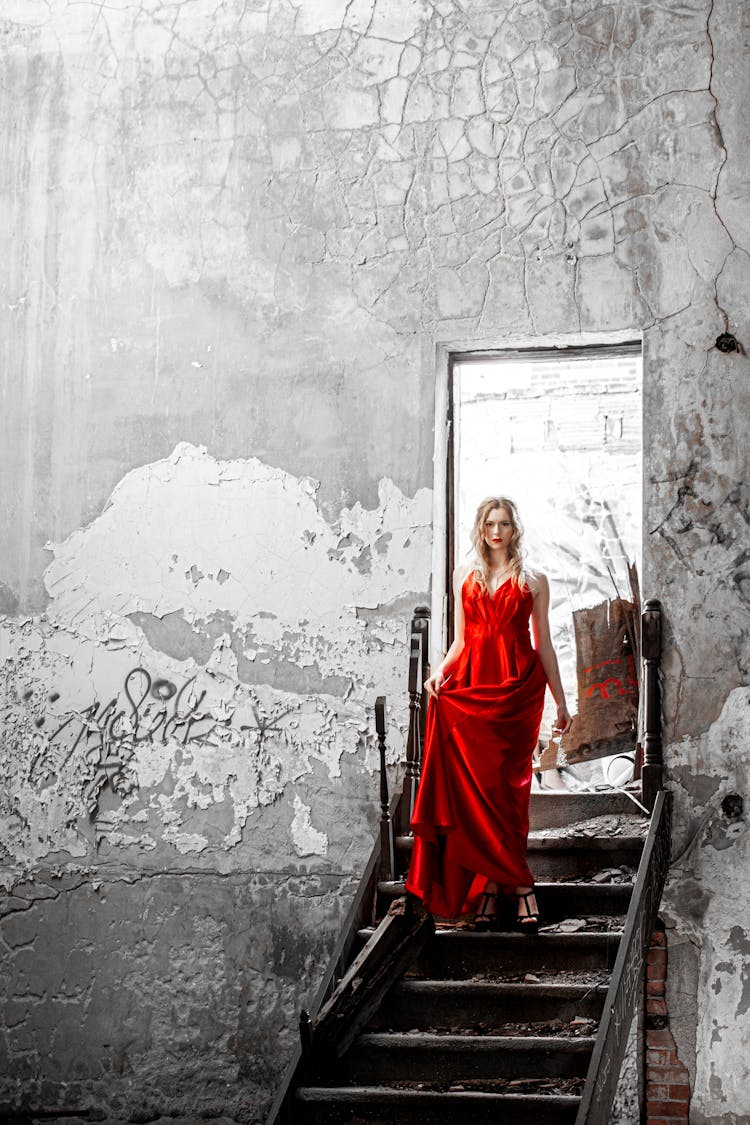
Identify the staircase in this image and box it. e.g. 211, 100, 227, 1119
269, 602, 670, 1125
294, 792, 648, 1124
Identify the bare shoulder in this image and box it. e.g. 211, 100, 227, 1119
452, 561, 474, 590
524, 568, 549, 597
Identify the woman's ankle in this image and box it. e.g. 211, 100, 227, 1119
516, 889, 539, 917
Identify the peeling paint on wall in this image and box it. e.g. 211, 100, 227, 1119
664, 687, 750, 1120
291, 794, 328, 858
1, 444, 431, 872
43, 443, 430, 644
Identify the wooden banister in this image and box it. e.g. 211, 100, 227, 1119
267, 605, 434, 1123
575, 790, 672, 1123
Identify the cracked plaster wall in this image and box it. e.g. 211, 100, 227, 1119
1, 0, 750, 1120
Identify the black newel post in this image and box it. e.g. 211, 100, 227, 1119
641, 599, 663, 810
400, 605, 430, 838
299, 1008, 313, 1055
375, 696, 394, 881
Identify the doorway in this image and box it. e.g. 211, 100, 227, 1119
441, 341, 643, 768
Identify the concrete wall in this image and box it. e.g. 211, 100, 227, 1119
1, 0, 748, 1121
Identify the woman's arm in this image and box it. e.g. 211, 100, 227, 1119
424, 565, 468, 698
529, 572, 573, 733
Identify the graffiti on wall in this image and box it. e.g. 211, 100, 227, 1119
1, 446, 431, 861
583, 655, 638, 700
27, 666, 298, 818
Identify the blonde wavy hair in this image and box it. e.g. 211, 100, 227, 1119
470, 496, 528, 589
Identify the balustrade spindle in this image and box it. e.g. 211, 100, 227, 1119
400, 606, 430, 840
375, 696, 395, 881
413, 605, 430, 780
403, 633, 422, 834
641, 599, 662, 810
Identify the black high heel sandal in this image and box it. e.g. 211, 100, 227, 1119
516, 890, 540, 936
474, 890, 498, 931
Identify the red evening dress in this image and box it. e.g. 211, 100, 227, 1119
405, 571, 547, 918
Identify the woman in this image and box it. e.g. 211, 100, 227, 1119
405, 496, 572, 932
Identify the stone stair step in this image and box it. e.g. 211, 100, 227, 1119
526, 832, 644, 851
394, 832, 643, 854
537, 881, 630, 918
393, 830, 643, 881
376, 880, 630, 922
366, 979, 608, 1031
324, 1032, 595, 1085
356, 929, 621, 977
295, 1085, 581, 1124
528, 790, 640, 830
529, 827, 644, 877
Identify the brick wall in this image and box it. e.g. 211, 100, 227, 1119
646, 928, 691, 1123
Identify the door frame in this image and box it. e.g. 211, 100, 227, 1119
430, 332, 643, 668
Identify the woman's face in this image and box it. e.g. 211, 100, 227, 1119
483, 507, 513, 552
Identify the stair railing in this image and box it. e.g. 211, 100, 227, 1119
576, 597, 669, 1122
575, 788, 672, 1124
266, 605, 431, 1125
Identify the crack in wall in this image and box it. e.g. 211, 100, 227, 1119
705, 0, 733, 331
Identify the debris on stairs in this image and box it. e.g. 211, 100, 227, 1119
293, 791, 648, 1124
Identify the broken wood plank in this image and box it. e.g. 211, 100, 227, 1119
312, 896, 434, 1061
